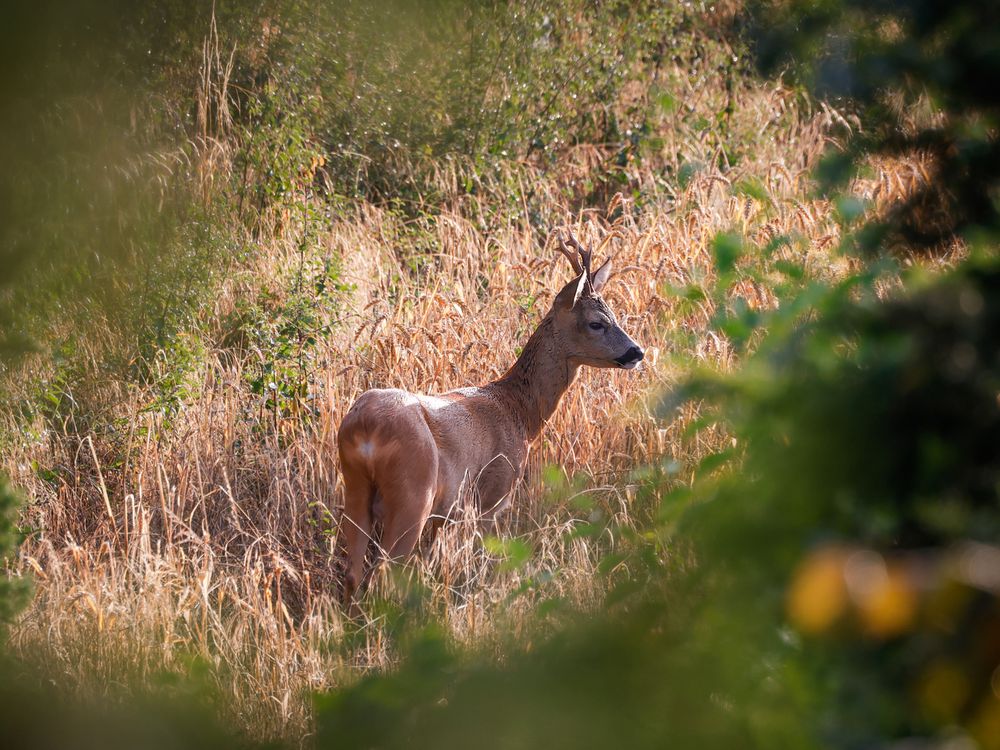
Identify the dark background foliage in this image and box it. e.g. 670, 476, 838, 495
747, 0, 1000, 251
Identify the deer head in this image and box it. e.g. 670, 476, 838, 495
550, 230, 644, 370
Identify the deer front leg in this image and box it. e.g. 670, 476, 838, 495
474, 453, 521, 522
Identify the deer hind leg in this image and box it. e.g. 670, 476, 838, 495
339, 462, 374, 608
379, 468, 436, 563
362, 413, 439, 566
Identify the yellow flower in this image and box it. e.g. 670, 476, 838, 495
786, 547, 850, 635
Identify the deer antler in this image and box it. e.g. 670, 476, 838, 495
555, 230, 583, 275
556, 229, 593, 281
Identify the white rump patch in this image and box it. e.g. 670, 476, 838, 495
357, 440, 375, 459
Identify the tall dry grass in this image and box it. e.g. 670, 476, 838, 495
0, 29, 946, 745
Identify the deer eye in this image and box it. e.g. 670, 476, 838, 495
588, 321, 604, 331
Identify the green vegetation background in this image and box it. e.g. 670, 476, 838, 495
1, 1, 998, 748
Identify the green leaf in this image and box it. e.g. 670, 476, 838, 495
712, 232, 743, 276
596, 552, 628, 576
565, 522, 604, 540
816, 150, 855, 191
677, 160, 703, 189
694, 448, 736, 478
773, 259, 805, 280
733, 177, 770, 203
657, 91, 678, 113
835, 195, 867, 223
483, 535, 533, 571
541, 464, 566, 489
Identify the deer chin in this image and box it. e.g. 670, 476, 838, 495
569, 355, 616, 369
613, 345, 645, 370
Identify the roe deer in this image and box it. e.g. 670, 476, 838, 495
336, 231, 644, 606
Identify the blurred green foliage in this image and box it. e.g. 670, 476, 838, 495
0, 478, 29, 629
747, 0, 1000, 250
0, 0, 253, 401
0, 655, 276, 750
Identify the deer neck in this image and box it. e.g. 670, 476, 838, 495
492, 314, 577, 441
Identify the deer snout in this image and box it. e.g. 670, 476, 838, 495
615, 345, 644, 369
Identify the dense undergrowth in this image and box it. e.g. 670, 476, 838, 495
1, 1, 998, 748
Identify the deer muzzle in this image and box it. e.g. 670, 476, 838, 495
615, 345, 644, 370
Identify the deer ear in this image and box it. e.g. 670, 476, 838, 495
554, 271, 588, 309
590, 258, 612, 294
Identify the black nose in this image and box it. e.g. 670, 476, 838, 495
615, 346, 644, 366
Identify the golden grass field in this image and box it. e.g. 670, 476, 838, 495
0, 19, 949, 743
